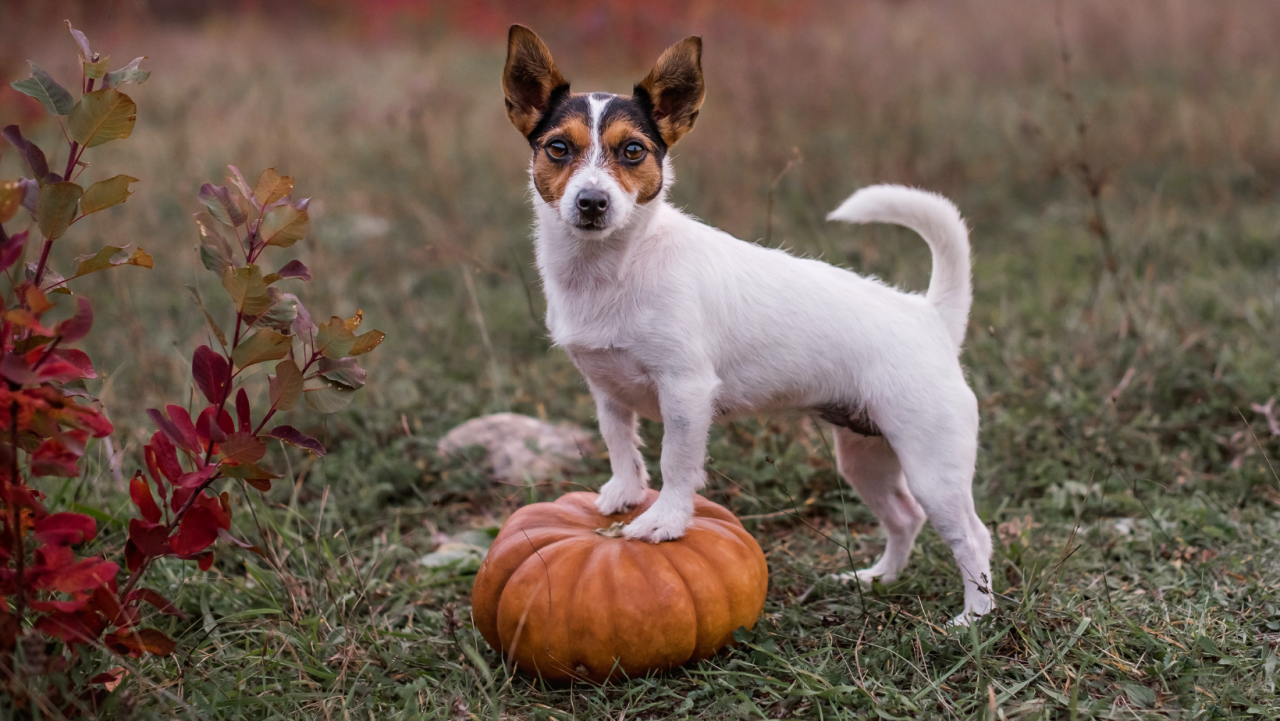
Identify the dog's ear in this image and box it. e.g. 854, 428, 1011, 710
635, 36, 704, 147
503, 25, 568, 138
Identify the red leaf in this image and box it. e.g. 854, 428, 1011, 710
30, 434, 85, 477
192, 345, 231, 405
126, 588, 187, 618
174, 462, 220, 489
171, 506, 218, 556
0, 230, 28, 272
35, 610, 107, 647
166, 404, 201, 453
56, 296, 94, 343
129, 472, 162, 523
51, 348, 96, 379
219, 430, 266, 466
104, 627, 176, 657
89, 585, 126, 627
30, 599, 89, 613
33, 512, 96, 545
0, 352, 41, 385
148, 408, 196, 454
169, 485, 193, 514
127, 518, 170, 559
3, 309, 56, 337
39, 558, 118, 594
195, 405, 229, 451
202, 491, 232, 530
267, 425, 326, 456
217, 528, 265, 558
149, 432, 183, 481
235, 387, 251, 432
276, 259, 311, 281
34, 544, 74, 572
89, 668, 126, 691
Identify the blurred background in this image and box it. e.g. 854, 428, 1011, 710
3, 1, 1279, 715
3, 0, 1278, 435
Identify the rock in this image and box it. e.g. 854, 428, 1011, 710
437, 413, 596, 484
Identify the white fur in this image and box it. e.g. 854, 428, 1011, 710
527, 103, 992, 624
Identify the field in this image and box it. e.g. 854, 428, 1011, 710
2, 0, 1279, 718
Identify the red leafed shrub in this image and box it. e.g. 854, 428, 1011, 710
0, 22, 382, 716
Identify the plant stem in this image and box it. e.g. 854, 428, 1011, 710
32, 239, 54, 289
8, 396, 25, 623
119, 472, 225, 601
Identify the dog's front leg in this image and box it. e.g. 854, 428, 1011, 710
623, 376, 717, 542
592, 385, 651, 515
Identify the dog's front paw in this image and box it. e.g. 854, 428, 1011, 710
595, 476, 648, 516
622, 501, 692, 543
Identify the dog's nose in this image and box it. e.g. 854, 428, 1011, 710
576, 190, 609, 221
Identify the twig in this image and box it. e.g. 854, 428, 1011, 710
1052, 0, 1132, 338
461, 263, 508, 410
764, 147, 803, 247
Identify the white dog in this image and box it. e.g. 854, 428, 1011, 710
502, 26, 993, 623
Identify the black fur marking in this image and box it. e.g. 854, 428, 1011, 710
629, 86, 669, 153
607, 92, 668, 157
526, 84, 580, 146
815, 404, 882, 437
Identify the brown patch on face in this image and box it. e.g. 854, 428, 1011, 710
531, 111, 591, 206
600, 118, 664, 204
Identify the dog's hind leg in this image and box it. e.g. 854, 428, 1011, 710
888, 402, 993, 626
832, 428, 926, 586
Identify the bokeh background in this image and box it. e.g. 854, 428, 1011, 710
2, 1, 1279, 717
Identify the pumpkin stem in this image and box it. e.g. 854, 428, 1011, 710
594, 522, 627, 538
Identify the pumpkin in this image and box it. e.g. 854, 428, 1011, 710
471, 489, 768, 683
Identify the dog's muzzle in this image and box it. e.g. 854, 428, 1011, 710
574, 189, 609, 229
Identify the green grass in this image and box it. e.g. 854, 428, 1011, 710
3, 5, 1280, 718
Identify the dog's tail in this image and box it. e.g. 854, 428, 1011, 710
826, 184, 971, 352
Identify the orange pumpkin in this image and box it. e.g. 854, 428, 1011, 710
471, 490, 768, 683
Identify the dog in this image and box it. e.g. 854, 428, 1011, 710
502, 25, 993, 624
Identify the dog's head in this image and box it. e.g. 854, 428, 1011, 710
503, 25, 704, 238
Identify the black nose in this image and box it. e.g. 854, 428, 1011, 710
576, 190, 609, 221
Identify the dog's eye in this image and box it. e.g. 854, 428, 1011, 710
546, 140, 569, 159
623, 142, 646, 162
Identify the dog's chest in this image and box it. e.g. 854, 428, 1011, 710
567, 346, 662, 421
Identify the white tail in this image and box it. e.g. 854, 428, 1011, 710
827, 184, 972, 352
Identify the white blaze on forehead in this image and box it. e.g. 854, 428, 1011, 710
586, 93, 614, 167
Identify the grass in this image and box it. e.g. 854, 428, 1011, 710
2, 1, 1280, 718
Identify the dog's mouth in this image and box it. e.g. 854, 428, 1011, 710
573, 220, 609, 232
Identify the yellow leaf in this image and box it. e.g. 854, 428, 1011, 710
270, 358, 304, 412
315, 316, 355, 359
221, 265, 272, 316
83, 57, 109, 80
68, 88, 137, 148
36, 181, 83, 241
129, 247, 153, 269
259, 205, 308, 248
253, 168, 294, 206
0, 180, 22, 223
22, 285, 53, 315
74, 245, 128, 276
343, 309, 362, 332
80, 175, 139, 215
349, 329, 386, 357
231, 329, 293, 369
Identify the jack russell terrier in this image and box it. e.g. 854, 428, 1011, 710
502, 25, 992, 624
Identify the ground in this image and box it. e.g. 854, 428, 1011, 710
1, 2, 1279, 718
